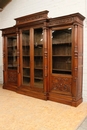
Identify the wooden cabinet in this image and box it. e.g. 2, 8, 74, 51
1, 11, 85, 106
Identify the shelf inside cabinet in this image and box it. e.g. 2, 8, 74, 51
52, 70, 71, 75
34, 77, 43, 80
53, 68, 71, 72
34, 67, 43, 70
23, 55, 30, 57
7, 45, 17, 48
23, 75, 30, 78
52, 55, 71, 57
34, 55, 43, 57
23, 66, 30, 69
53, 42, 71, 45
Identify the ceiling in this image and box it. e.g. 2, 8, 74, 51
0, 0, 12, 11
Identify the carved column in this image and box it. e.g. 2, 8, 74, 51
72, 24, 78, 101
43, 25, 48, 99
16, 28, 20, 86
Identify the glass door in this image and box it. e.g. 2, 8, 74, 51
22, 30, 30, 85
52, 28, 72, 75
6, 35, 18, 85
34, 28, 43, 88
7, 35, 17, 70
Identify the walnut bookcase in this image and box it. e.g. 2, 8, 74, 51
1, 11, 85, 106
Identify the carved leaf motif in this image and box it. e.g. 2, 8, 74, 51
52, 76, 71, 92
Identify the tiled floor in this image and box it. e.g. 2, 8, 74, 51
77, 117, 87, 130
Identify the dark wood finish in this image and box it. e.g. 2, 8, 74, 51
1, 11, 85, 106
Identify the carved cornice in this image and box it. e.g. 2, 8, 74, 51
15, 10, 49, 25
1, 11, 85, 35
49, 17, 74, 27
49, 13, 85, 27
2, 27, 16, 35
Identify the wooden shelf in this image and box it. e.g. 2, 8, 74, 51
52, 55, 71, 57
7, 45, 17, 48
22, 45, 30, 47
52, 42, 72, 45
23, 75, 30, 78
53, 68, 71, 72
8, 55, 17, 57
34, 77, 43, 80
34, 67, 43, 70
34, 55, 43, 57
23, 55, 30, 57
23, 66, 30, 69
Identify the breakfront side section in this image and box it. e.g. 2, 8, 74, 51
15, 10, 49, 99
48, 13, 85, 106
2, 27, 19, 91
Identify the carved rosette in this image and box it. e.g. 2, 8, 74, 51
7, 71, 17, 84
51, 76, 72, 92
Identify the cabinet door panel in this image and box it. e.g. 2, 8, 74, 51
34, 28, 43, 88
22, 30, 30, 85
7, 35, 17, 70
52, 28, 72, 75
4, 35, 18, 85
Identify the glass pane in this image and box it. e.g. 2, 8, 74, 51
22, 30, 30, 85
34, 28, 43, 88
52, 28, 72, 75
7, 35, 17, 70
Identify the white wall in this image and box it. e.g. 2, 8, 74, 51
0, 0, 87, 101
83, 0, 87, 101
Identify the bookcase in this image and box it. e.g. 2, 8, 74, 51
52, 28, 72, 75
1, 11, 85, 106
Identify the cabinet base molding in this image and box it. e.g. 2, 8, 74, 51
3, 86, 82, 107
48, 93, 83, 107
3, 85, 17, 92
17, 87, 48, 100
72, 98, 83, 107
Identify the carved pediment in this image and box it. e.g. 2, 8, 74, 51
15, 10, 49, 25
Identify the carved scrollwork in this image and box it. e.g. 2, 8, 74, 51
8, 71, 17, 83
51, 76, 72, 92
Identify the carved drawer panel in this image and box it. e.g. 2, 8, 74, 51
51, 76, 72, 94
7, 70, 17, 84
